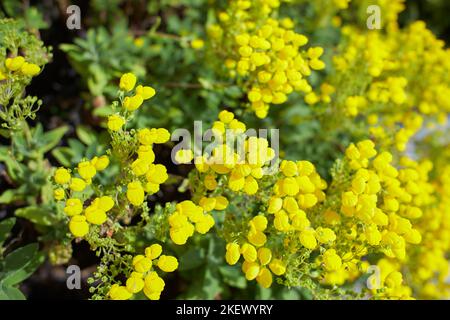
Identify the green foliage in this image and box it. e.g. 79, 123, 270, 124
0, 219, 44, 300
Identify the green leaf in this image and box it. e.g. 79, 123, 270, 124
0, 189, 19, 204
0, 218, 16, 248
219, 265, 247, 289
76, 125, 97, 146
15, 206, 57, 226
255, 285, 273, 300
202, 265, 221, 299
93, 105, 114, 117
0, 284, 26, 300
51, 147, 75, 167
1, 243, 44, 286
178, 247, 205, 271
0, 147, 21, 181
24, 7, 49, 30
68, 139, 86, 158
38, 126, 68, 153
1, 0, 21, 17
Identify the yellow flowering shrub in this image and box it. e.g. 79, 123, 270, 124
208, 0, 325, 118
323, 20, 450, 152
2, 0, 450, 301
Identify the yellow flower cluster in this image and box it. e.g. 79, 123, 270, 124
208, 0, 325, 118
403, 165, 450, 298
117, 72, 156, 113
109, 244, 178, 300
126, 127, 171, 206
369, 258, 413, 299
67, 196, 115, 237
225, 239, 287, 288
304, 83, 336, 106
109, 73, 170, 207
53, 74, 171, 239
269, 159, 329, 247
221, 159, 329, 288
195, 110, 333, 289
193, 110, 276, 195
331, 21, 450, 151
169, 198, 228, 245
53, 156, 111, 237
1, 55, 41, 80
317, 140, 430, 289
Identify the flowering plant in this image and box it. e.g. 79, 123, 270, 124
0, 0, 449, 300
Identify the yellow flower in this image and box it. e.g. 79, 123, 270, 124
127, 181, 145, 206
365, 224, 382, 246
54, 168, 71, 184
280, 160, 298, 177
282, 177, 299, 196
138, 128, 170, 145
69, 178, 86, 192
268, 196, 283, 213
268, 259, 286, 276
123, 94, 144, 111
136, 85, 156, 100
109, 284, 132, 300
91, 155, 110, 171
225, 243, 241, 265
299, 229, 317, 249
119, 72, 137, 92
244, 261, 260, 280
77, 161, 97, 181
126, 275, 144, 294
144, 272, 165, 300
195, 214, 215, 234
157, 255, 179, 272
243, 176, 258, 195
214, 196, 229, 210
250, 216, 268, 232
138, 145, 156, 162
241, 243, 257, 262
134, 37, 144, 47
131, 158, 150, 176
97, 196, 114, 212
385, 271, 403, 288
315, 227, 336, 243
199, 197, 217, 212
146, 164, 168, 184
175, 149, 194, 164
54, 188, 65, 200
138, 128, 157, 145
256, 267, 273, 288
257, 247, 272, 265
322, 249, 342, 271
155, 128, 171, 143
69, 215, 89, 237
84, 204, 107, 225
5, 56, 25, 71
133, 255, 152, 273
64, 198, 83, 216
107, 115, 125, 131
191, 38, 205, 49
218, 110, 234, 123
144, 182, 160, 194
20, 62, 41, 76
145, 244, 162, 260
